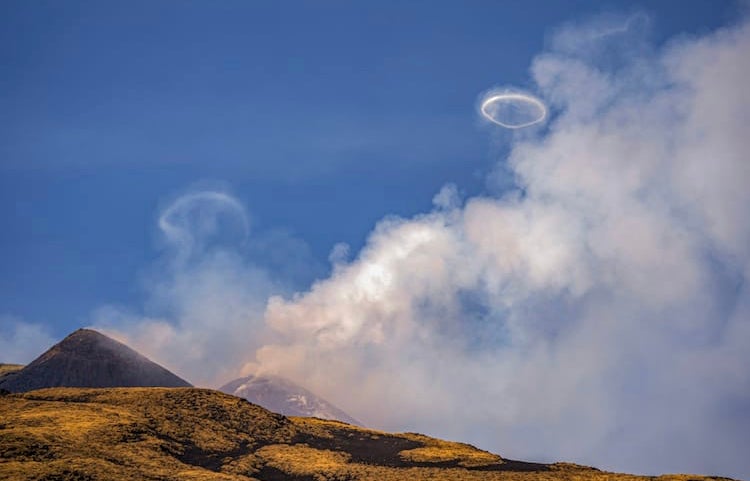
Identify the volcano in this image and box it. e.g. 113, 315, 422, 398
0, 328, 191, 392
219, 374, 361, 425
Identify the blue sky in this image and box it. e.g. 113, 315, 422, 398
0, 0, 738, 336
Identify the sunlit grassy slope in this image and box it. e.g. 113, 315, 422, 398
0, 364, 23, 384
0, 388, 737, 481
0, 364, 23, 375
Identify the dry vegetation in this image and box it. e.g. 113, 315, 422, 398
0, 364, 23, 385
398, 434, 502, 467
0, 364, 23, 376
0, 387, 739, 481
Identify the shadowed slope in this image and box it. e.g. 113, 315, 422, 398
0, 329, 191, 392
0, 387, 738, 481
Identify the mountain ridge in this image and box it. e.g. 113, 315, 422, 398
0, 330, 740, 480
1, 387, 737, 481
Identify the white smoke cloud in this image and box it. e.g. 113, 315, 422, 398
431, 183, 461, 210
250, 15, 750, 479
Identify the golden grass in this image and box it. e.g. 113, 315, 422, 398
257, 444, 351, 475
0, 388, 739, 481
0, 364, 23, 376
398, 435, 502, 467
290, 415, 389, 439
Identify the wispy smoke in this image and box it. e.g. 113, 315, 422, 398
0, 315, 55, 364
157, 190, 250, 262
93, 188, 283, 386
43, 11, 750, 480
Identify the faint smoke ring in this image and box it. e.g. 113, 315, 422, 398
158, 191, 250, 258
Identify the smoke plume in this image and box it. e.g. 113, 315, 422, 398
253, 15, 750, 478
86, 14, 750, 479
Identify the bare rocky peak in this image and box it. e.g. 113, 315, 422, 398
219, 374, 361, 426
0, 328, 191, 392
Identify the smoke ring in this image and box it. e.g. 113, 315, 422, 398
480, 92, 547, 129
158, 191, 250, 256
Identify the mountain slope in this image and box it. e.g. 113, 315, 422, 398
0, 364, 23, 385
0, 387, 737, 481
220, 374, 361, 425
0, 329, 191, 392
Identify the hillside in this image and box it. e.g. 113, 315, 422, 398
0, 329, 191, 392
0, 387, 736, 481
0, 364, 23, 385
220, 374, 361, 425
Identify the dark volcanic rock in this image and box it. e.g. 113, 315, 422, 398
219, 374, 361, 425
0, 328, 191, 392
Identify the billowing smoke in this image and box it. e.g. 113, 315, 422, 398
81, 12, 750, 479
251, 15, 750, 478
